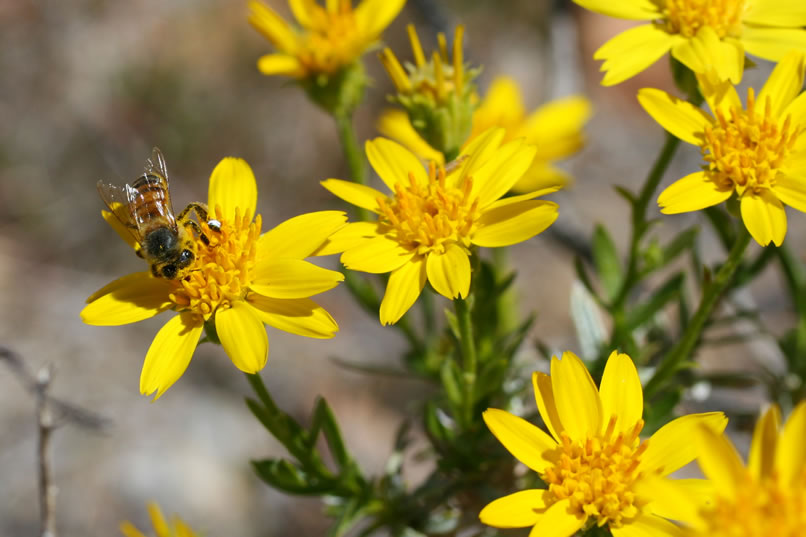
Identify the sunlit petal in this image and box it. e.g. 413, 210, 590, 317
366, 137, 428, 191
527, 499, 585, 537
257, 210, 348, 260
425, 244, 470, 299
208, 157, 257, 223
251, 259, 344, 298
483, 408, 556, 474
341, 235, 414, 273
758, 51, 806, 120
598, 351, 643, 435
637, 89, 711, 146
247, 295, 338, 338
320, 179, 387, 213
533, 372, 564, 442
472, 200, 558, 247
740, 189, 787, 246
140, 312, 203, 400
658, 171, 733, 214
550, 351, 602, 440
774, 400, 806, 487
216, 302, 268, 374
379, 256, 426, 325
640, 412, 728, 476
595, 26, 675, 86
479, 489, 549, 528
748, 404, 781, 480
82, 272, 173, 326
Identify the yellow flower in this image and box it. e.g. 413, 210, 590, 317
249, 0, 405, 78
574, 0, 806, 85
378, 76, 592, 192
320, 129, 559, 325
481, 350, 727, 536
639, 51, 806, 246
82, 158, 346, 399
120, 502, 198, 537
379, 24, 477, 159
687, 401, 806, 537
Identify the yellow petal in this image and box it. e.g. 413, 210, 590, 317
216, 302, 268, 374
774, 400, 806, 487
697, 73, 742, 118
550, 351, 602, 440
482, 408, 556, 474
454, 128, 506, 186
671, 27, 743, 84
471, 77, 526, 138
740, 189, 787, 246
316, 221, 380, 256
693, 424, 746, 499
341, 235, 414, 273
147, 502, 170, 537
366, 137, 428, 191
570, 0, 659, 19
594, 25, 676, 86
782, 91, 806, 128
289, 0, 315, 28
257, 210, 348, 260
479, 489, 549, 528
425, 243, 470, 299
511, 164, 570, 193
744, 0, 806, 26
251, 259, 344, 298
376, 109, 444, 165
772, 173, 806, 213
658, 171, 733, 214
472, 141, 538, 208
248, 1, 299, 53
759, 51, 806, 120
81, 272, 173, 326
598, 351, 643, 435
247, 295, 338, 338
354, 0, 406, 39
527, 499, 585, 537
640, 412, 728, 476
320, 179, 387, 213
610, 513, 685, 537
748, 404, 781, 480
472, 200, 558, 248
140, 312, 203, 399
520, 96, 592, 159
634, 475, 702, 526
532, 372, 565, 442
208, 157, 257, 223
637, 88, 711, 146
486, 187, 562, 209
257, 54, 305, 77
119, 522, 147, 537
379, 256, 426, 325
101, 209, 139, 252
742, 27, 806, 63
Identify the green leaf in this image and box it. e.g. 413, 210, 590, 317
252, 459, 333, 495
613, 185, 636, 205
574, 257, 600, 303
624, 273, 685, 330
570, 280, 608, 361
311, 397, 351, 471
440, 359, 462, 407
660, 227, 699, 267
592, 224, 623, 301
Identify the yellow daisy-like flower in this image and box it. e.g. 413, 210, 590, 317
249, 0, 405, 78
82, 158, 346, 399
378, 76, 592, 193
639, 51, 806, 246
481, 350, 727, 536
574, 0, 806, 85
120, 502, 199, 537
687, 401, 806, 537
320, 129, 559, 325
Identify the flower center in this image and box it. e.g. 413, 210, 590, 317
541, 418, 648, 528
168, 206, 261, 320
664, 0, 745, 38
701, 89, 801, 194
298, 5, 362, 74
697, 471, 806, 537
376, 163, 480, 256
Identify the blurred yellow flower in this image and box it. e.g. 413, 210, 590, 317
120, 502, 198, 537
481, 350, 727, 537
82, 157, 346, 399
249, 0, 405, 78
639, 51, 806, 246
321, 129, 559, 325
378, 76, 592, 192
688, 401, 806, 537
574, 0, 806, 85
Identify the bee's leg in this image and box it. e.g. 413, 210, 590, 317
183, 219, 210, 245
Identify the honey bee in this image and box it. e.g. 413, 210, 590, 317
97, 148, 215, 280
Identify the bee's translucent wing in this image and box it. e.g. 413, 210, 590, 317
145, 147, 169, 180
96, 180, 144, 247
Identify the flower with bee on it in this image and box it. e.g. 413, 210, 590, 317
83, 153, 346, 399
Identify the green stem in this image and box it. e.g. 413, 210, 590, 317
453, 297, 477, 427
334, 111, 370, 223
613, 133, 681, 310
776, 244, 806, 379
644, 229, 752, 397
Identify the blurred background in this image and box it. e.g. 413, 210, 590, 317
0, 0, 798, 535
